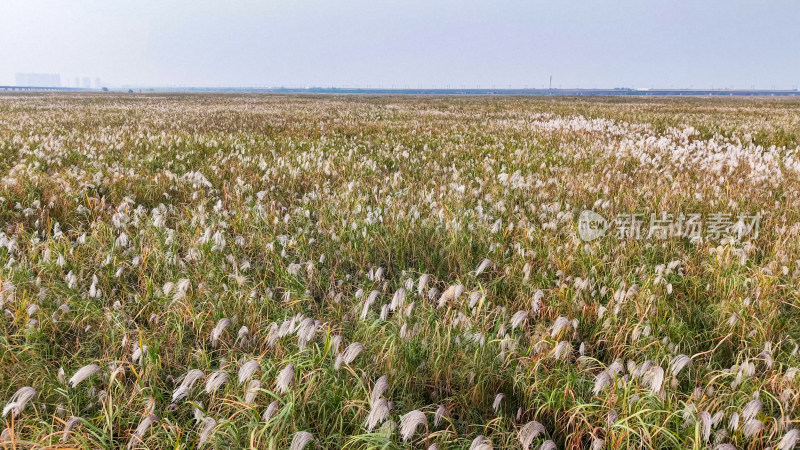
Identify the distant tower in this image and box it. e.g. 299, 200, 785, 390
549, 75, 552, 93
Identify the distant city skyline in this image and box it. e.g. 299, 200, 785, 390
12, 73, 103, 89
2, 0, 799, 89
14, 73, 61, 87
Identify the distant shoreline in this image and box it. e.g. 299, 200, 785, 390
2, 86, 799, 97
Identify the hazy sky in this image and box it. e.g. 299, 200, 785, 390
2, 0, 799, 88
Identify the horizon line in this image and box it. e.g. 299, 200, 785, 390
3, 85, 800, 97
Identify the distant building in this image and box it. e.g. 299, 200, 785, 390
82, 77, 91, 89
15, 73, 61, 87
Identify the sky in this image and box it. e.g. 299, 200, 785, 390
1, 0, 799, 89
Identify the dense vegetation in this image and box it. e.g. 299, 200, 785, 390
1, 94, 800, 449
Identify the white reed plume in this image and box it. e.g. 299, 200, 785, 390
434, 404, 447, 427
522, 262, 532, 281
173, 278, 190, 302
127, 414, 159, 450
492, 393, 504, 413
210, 318, 231, 347
510, 310, 528, 329
550, 316, 571, 338
275, 363, 295, 394
60, 416, 81, 443
437, 284, 464, 309
607, 410, 618, 427
263, 400, 280, 422
710, 411, 724, 427
69, 364, 102, 388
162, 281, 175, 297
632, 360, 651, 379
371, 375, 389, 405
539, 441, 556, 450
532, 290, 544, 314
742, 398, 763, 421
296, 317, 318, 349
132, 345, 147, 365
237, 326, 250, 344
404, 294, 420, 315
417, 274, 431, 296
244, 380, 261, 404
593, 371, 612, 395
742, 418, 763, 438
290, 431, 315, 450
335, 342, 365, 370
192, 402, 205, 421
553, 341, 571, 360
89, 274, 102, 298
519, 420, 545, 450
390, 288, 406, 312
172, 369, 205, 403
380, 304, 390, 320
361, 290, 379, 320
642, 366, 664, 394
728, 412, 740, 431
266, 323, 280, 347
278, 316, 298, 337
468, 292, 484, 309
365, 398, 390, 430
110, 362, 125, 381
287, 263, 302, 276
779, 429, 799, 450
759, 341, 774, 368
399, 410, 426, 441
470, 435, 492, 450
329, 335, 343, 355
699, 411, 711, 442
197, 417, 216, 448
3, 387, 36, 417
205, 371, 229, 394
475, 258, 493, 276
238, 360, 261, 384
669, 354, 692, 376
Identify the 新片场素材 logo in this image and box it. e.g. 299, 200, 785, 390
577, 210, 761, 242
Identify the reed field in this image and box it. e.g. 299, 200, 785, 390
2, 93, 800, 449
